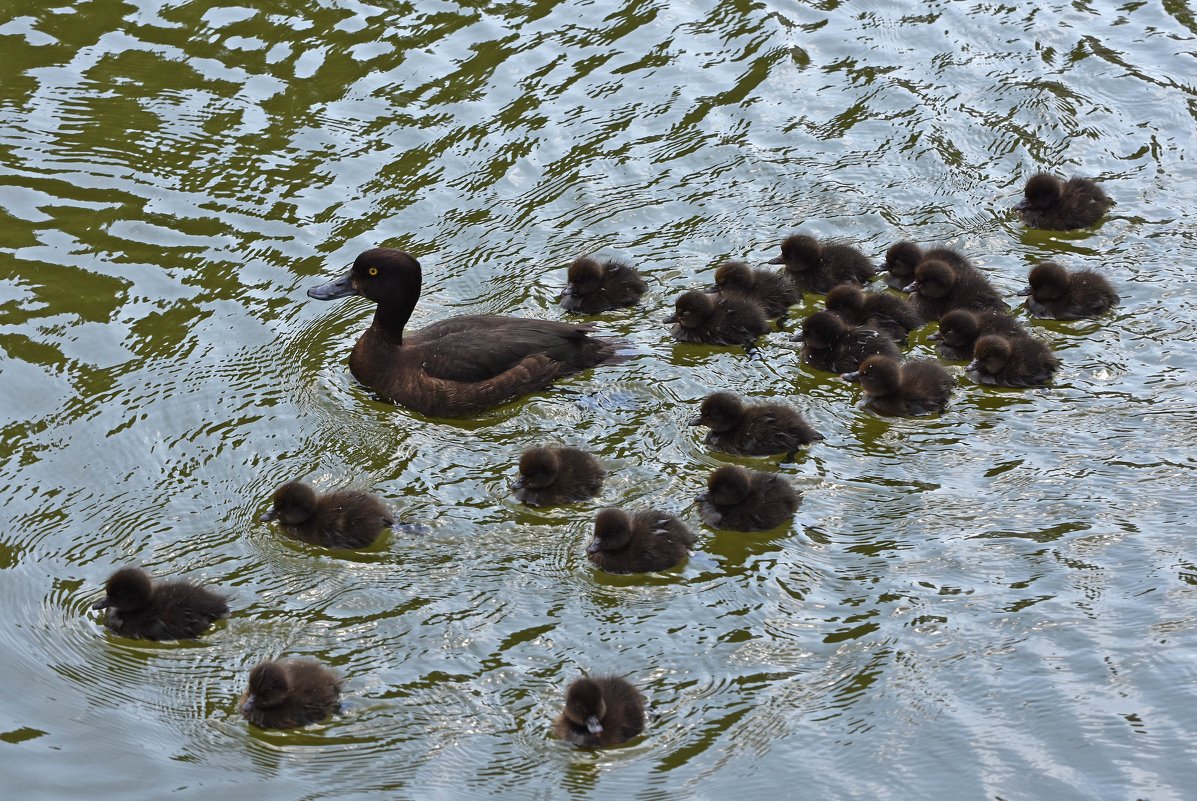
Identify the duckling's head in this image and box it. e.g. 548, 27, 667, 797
883, 241, 922, 277
770, 235, 821, 273
936, 309, 980, 348
262, 481, 318, 525
969, 334, 1012, 375
563, 678, 607, 735
516, 448, 561, 491
714, 261, 755, 292
1025, 261, 1069, 301
825, 284, 866, 316
1018, 173, 1063, 211
705, 466, 752, 507
674, 290, 717, 329
908, 259, 955, 297
308, 248, 422, 307
800, 310, 848, 350
244, 662, 291, 713
588, 509, 633, 554
690, 392, 745, 432
845, 354, 902, 396
93, 566, 153, 612
567, 257, 604, 296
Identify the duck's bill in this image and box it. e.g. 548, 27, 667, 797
902, 282, 918, 292
91, 597, 111, 610
1014, 199, 1030, 211
965, 360, 980, 372
307, 271, 357, 300
927, 331, 941, 341
259, 508, 278, 523
1016, 287, 1032, 296
766, 256, 784, 265
840, 371, 861, 382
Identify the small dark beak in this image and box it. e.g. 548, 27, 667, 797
791, 331, 804, 342
511, 476, 526, 491
307, 270, 357, 301
1014, 199, 1030, 212
585, 538, 602, 555
902, 281, 918, 293
585, 716, 603, 735
694, 492, 709, 504
1016, 286, 1032, 296
259, 508, 278, 523
663, 314, 677, 324
875, 262, 888, 272
242, 695, 256, 714
91, 597, 111, 611
766, 256, 784, 265
965, 359, 980, 372
928, 331, 941, 341
687, 416, 703, 427
841, 370, 861, 382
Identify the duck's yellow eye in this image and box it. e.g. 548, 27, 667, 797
368, 267, 378, 276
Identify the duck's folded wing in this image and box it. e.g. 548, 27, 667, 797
415, 317, 601, 383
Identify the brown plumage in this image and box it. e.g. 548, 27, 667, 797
1016, 173, 1112, 230
669, 289, 770, 346
308, 249, 626, 418
240, 659, 342, 730
967, 334, 1060, 387
696, 465, 800, 531
769, 234, 875, 294
512, 446, 604, 506
261, 481, 394, 549
559, 256, 646, 314
796, 310, 900, 373
841, 355, 954, 416
92, 566, 228, 641
931, 308, 1028, 361
905, 259, 1007, 320
586, 508, 696, 574
554, 676, 646, 747
689, 391, 822, 459
711, 260, 799, 319
824, 284, 924, 345
1019, 261, 1119, 319
878, 241, 972, 292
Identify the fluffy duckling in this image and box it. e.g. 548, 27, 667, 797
931, 308, 1028, 361
261, 481, 394, 549
1015, 173, 1112, 230
841, 355, 954, 416
824, 284, 924, 345
586, 508, 696, 574
878, 241, 971, 291
711, 260, 799, 320
669, 289, 770, 346
967, 334, 1060, 387
796, 310, 900, 373
904, 259, 1007, 320
769, 234, 876, 294
240, 659, 342, 730
512, 446, 604, 507
92, 566, 228, 641
554, 675, 646, 747
1019, 261, 1119, 319
696, 465, 800, 532
689, 391, 823, 460
559, 256, 647, 314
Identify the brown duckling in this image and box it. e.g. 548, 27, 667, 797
795, 310, 901, 373
931, 308, 1028, 361
696, 465, 800, 532
1019, 261, 1119, 319
841, 355, 954, 416
824, 284, 924, 345
308, 248, 626, 417
689, 391, 822, 460
711, 260, 799, 320
554, 675, 646, 747
669, 289, 770, 346
261, 481, 394, 549
586, 508, 696, 574
769, 234, 875, 294
512, 446, 604, 507
967, 334, 1060, 387
878, 241, 973, 292
1015, 173, 1112, 230
904, 259, 1007, 320
92, 566, 228, 641
559, 256, 646, 314
240, 658, 342, 730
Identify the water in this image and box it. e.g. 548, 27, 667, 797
2, 0, 1196, 798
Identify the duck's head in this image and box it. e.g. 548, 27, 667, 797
92, 566, 153, 612
514, 448, 561, 492
261, 481, 318, 525
882, 241, 922, 278
1022, 261, 1069, 301
968, 334, 1012, 375
587, 508, 633, 554
842, 354, 901, 396
674, 290, 717, 329
563, 678, 607, 735
566, 257, 604, 297
308, 248, 422, 307
798, 310, 848, 350
244, 661, 290, 714
825, 284, 866, 316
1016, 173, 1063, 212
934, 309, 980, 347
906, 259, 954, 297
714, 261, 755, 292
769, 234, 820, 273
700, 465, 752, 507
689, 391, 745, 432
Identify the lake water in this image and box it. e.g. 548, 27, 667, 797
2, 1, 1196, 798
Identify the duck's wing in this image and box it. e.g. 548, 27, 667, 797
412, 316, 607, 383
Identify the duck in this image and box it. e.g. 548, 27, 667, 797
585, 508, 696, 574
878, 241, 972, 292
710, 260, 799, 320
824, 283, 924, 345
92, 566, 229, 641
795, 310, 900, 373
1015, 173, 1112, 230
768, 234, 876, 294
240, 658, 342, 730
261, 481, 394, 549
904, 259, 1007, 320
512, 446, 604, 507
967, 334, 1060, 387
554, 675, 646, 747
696, 465, 800, 531
689, 391, 822, 460
308, 248, 626, 417
1018, 261, 1119, 319
669, 289, 770, 346
559, 256, 646, 314
931, 308, 1028, 361
841, 355, 954, 416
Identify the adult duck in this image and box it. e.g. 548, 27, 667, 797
309, 249, 626, 417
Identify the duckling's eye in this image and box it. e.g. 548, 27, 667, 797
368, 266, 378, 277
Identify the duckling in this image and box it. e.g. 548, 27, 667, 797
878, 241, 972, 292
967, 334, 1060, 387
711, 260, 799, 320
240, 659, 342, 730
689, 391, 823, 460
904, 259, 1007, 320
696, 465, 800, 532
824, 284, 924, 345
585, 508, 696, 574
308, 248, 626, 418
931, 308, 1028, 361
1019, 261, 1119, 319
261, 481, 394, 549
669, 289, 770, 346
512, 446, 604, 507
92, 566, 228, 641
841, 355, 954, 416
795, 310, 900, 373
559, 256, 646, 314
769, 234, 876, 294
554, 675, 646, 747
1015, 173, 1112, 230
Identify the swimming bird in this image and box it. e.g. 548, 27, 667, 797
669, 289, 770, 346
1015, 173, 1112, 230
769, 234, 875, 294
1019, 261, 1119, 319
795, 310, 900, 373
689, 391, 822, 460
824, 284, 924, 345
967, 334, 1060, 387
931, 308, 1028, 361
904, 259, 1007, 320
696, 465, 800, 531
512, 446, 604, 506
559, 256, 646, 314
308, 248, 625, 417
240, 659, 342, 730
261, 481, 394, 549
585, 508, 696, 574
711, 260, 799, 320
554, 675, 646, 747
878, 241, 972, 292
841, 355, 954, 416
92, 566, 228, 641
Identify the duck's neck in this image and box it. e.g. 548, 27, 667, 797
369, 294, 418, 346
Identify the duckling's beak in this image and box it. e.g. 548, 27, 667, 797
840, 370, 861, 382
876, 262, 888, 272
259, 508, 278, 523
902, 281, 919, 293
585, 715, 603, 735
927, 331, 941, 341
965, 359, 980, 372
307, 270, 357, 300
694, 492, 709, 504
1016, 286, 1032, 296
791, 331, 804, 342
687, 416, 703, 426
663, 314, 677, 324
91, 597, 111, 610
585, 538, 602, 555
766, 256, 784, 265
1014, 199, 1030, 212
511, 476, 526, 491
242, 695, 256, 714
